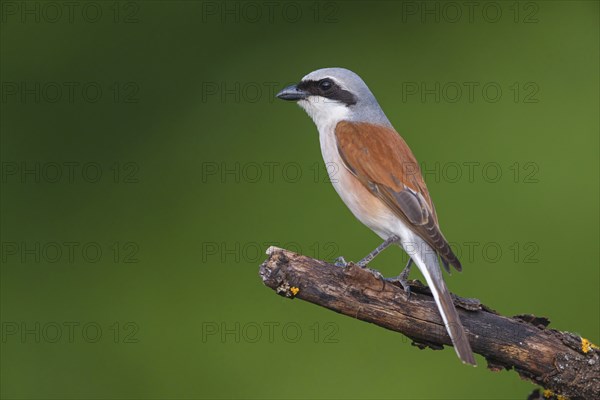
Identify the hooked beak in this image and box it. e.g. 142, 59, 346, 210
276, 84, 309, 101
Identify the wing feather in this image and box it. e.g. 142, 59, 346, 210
335, 121, 461, 271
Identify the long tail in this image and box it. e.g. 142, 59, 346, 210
410, 245, 476, 365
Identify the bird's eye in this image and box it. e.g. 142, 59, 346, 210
319, 79, 333, 91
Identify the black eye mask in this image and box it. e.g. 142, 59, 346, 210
296, 79, 357, 106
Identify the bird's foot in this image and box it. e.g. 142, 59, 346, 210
334, 256, 349, 267
385, 275, 412, 298
334, 256, 368, 268
385, 258, 413, 298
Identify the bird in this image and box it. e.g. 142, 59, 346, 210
276, 67, 476, 365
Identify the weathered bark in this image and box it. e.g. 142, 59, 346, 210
259, 247, 599, 400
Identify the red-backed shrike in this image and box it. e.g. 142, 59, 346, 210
276, 67, 476, 365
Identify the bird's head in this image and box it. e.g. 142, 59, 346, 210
276, 67, 391, 130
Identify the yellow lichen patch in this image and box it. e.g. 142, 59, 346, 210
543, 390, 568, 400
581, 337, 599, 353
290, 287, 300, 296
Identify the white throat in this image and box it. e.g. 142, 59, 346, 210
298, 96, 350, 134
298, 96, 350, 185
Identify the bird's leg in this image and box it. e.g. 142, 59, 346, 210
356, 235, 399, 267
386, 258, 413, 297
334, 235, 400, 268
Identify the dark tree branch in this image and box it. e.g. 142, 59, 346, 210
259, 247, 599, 400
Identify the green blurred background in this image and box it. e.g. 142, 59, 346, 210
1, 1, 598, 399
